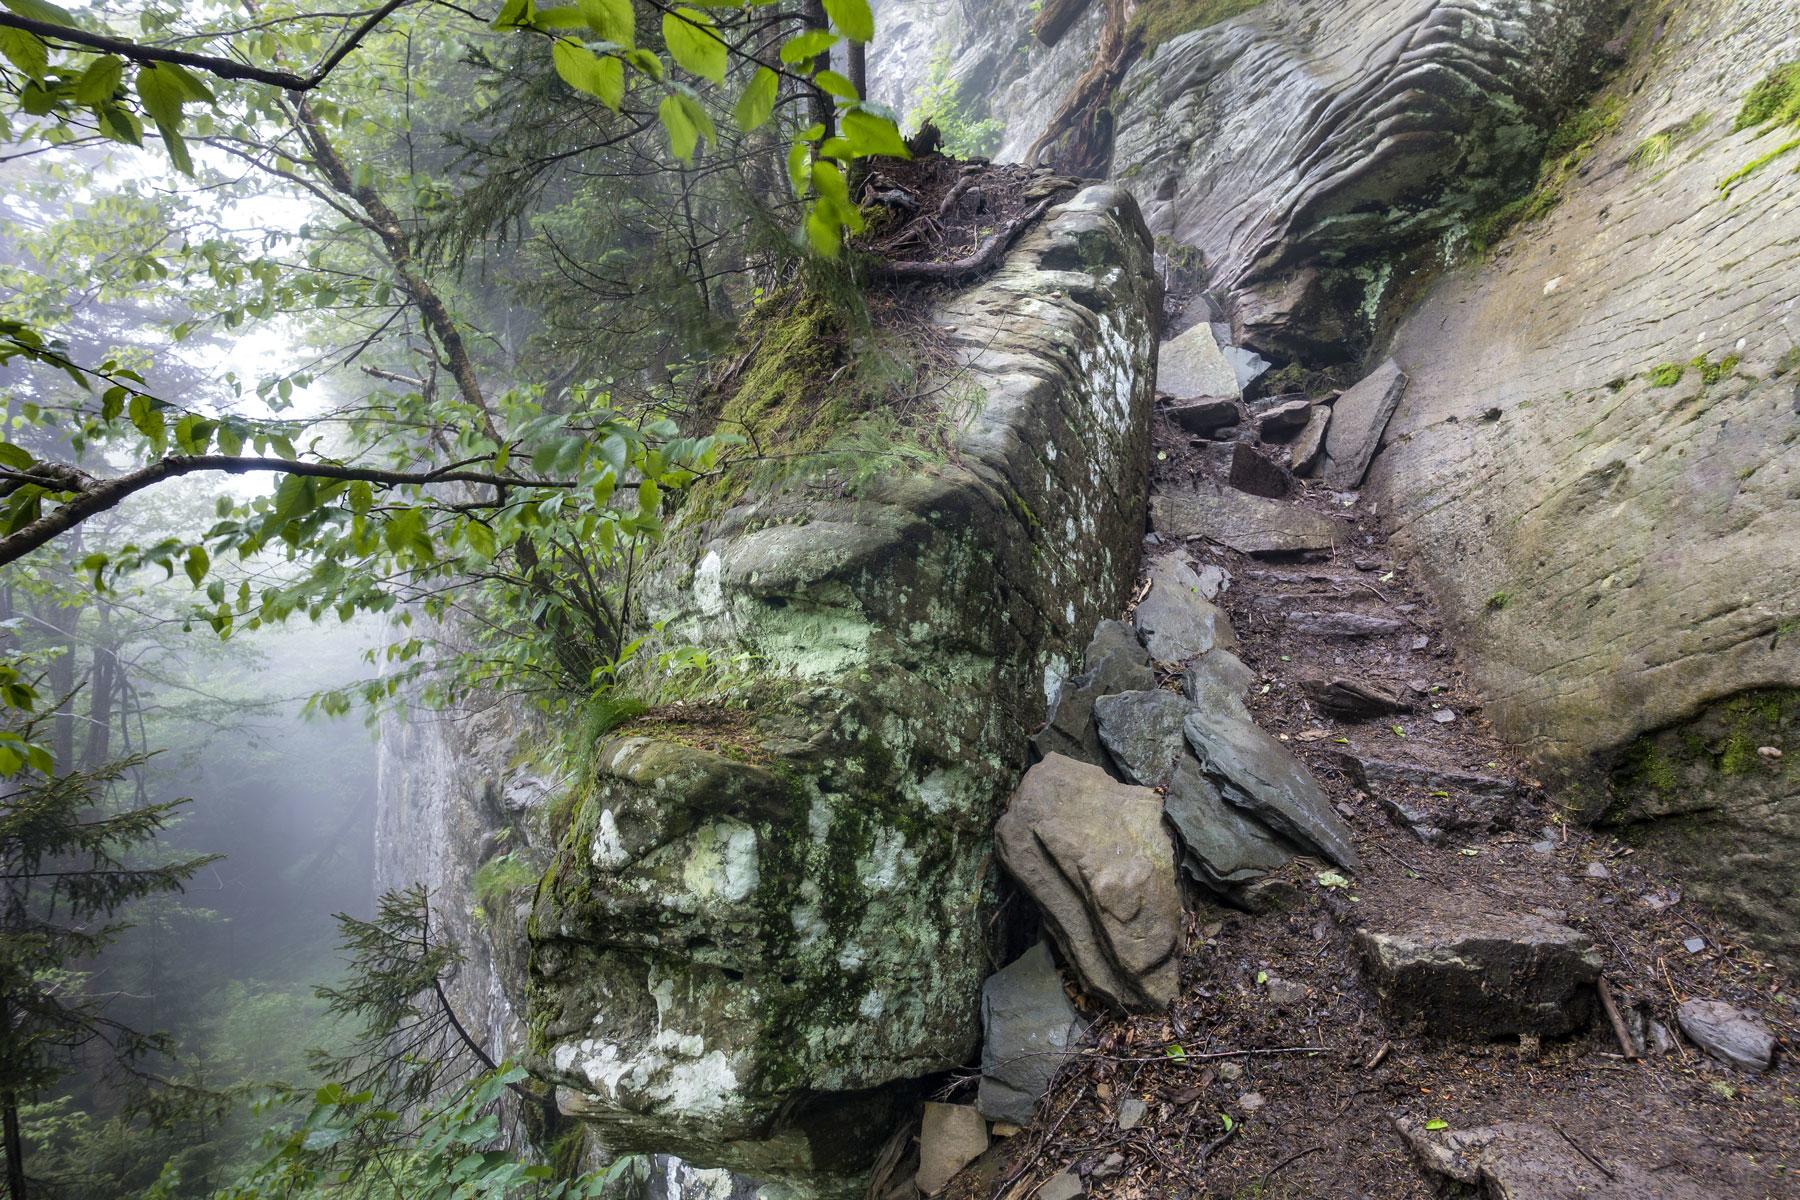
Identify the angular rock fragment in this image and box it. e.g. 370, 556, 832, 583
1301, 677, 1412, 718
994, 755, 1182, 1011
1164, 758, 1294, 897
1285, 610, 1405, 637
1037, 1170, 1084, 1200
1395, 1116, 1719, 1199
1255, 398, 1313, 440
1319, 358, 1406, 488
1033, 620, 1155, 766
1094, 689, 1192, 788
1223, 345, 1269, 390
978, 942, 1086, 1125
1182, 709, 1361, 870
915, 1103, 988, 1195
1289, 405, 1330, 475
1166, 396, 1239, 435
1132, 555, 1238, 662
1151, 483, 1344, 555
1356, 901, 1600, 1037
1181, 650, 1257, 716
1227, 441, 1293, 499
1676, 999, 1776, 1072
1158, 323, 1241, 400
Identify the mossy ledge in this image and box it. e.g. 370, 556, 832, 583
524, 185, 1160, 1197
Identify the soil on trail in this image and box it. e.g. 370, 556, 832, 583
940, 398, 1800, 1199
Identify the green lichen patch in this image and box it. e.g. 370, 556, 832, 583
1130, 0, 1266, 56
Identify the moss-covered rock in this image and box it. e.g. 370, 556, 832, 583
526, 185, 1160, 1196
1603, 689, 1799, 967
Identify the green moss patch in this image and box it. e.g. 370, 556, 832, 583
1719, 61, 1800, 193
1130, 0, 1266, 55
1468, 95, 1625, 252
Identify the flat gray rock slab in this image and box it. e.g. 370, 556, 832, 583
996, 755, 1181, 1012
1133, 555, 1238, 662
1256, 398, 1313, 440
1150, 484, 1345, 556
1095, 689, 1192, 788
1182, 650, 1256, 718
1289, 405, 1330, 475
1158, 323, 1241, 400
1033, 620, 1155, 766
1182, 709, 1361, 870
1677, 999, 1776, 1072
1286, 610, 1404, 637
1330, 752, 1521, 803
1357, 902, 1601, 1038
978, 942, 1086, 1125
1165, 757, 1293, 895
1395, 1117, 1721, 1199
1320, 358, 1406, 488
1224, 345, 1270, 390
1166, 396, 1239, 434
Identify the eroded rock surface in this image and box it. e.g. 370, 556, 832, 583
529, 186, 1160, 1195
994, 755, 1182, 1011
1396, 1117, 1721, 1199
978, 942, 1086, 1124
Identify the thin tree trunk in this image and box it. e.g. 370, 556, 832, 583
1, 1089, 22, 1200
802, 0, 835, 137
847, 41, 867, 101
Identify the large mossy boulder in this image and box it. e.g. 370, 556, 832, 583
527, 185, 1160, 1196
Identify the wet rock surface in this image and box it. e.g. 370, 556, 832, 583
1033, 619, 1156, 767
1396, 1116, 1722, 1199
994, 755, 1182, 1012
1130, 554, 1235, 662
1184, 707, 1361, 871
1356, 900, 1602, 1038
1676, 1000, 1777, 1073
978, 942, 1086, 1125
1150, 482, 1345, 555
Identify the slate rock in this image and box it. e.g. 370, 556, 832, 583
1151, 483, 1344, 555
1094, 689, 1192, 788
1227, 441, 1293, 499
995, 755, 1182, 1011
1182, 709, 1361, 870
1036, 1170, 1084, 1200
1158, 324, 1241, 400
1289, 406, 1330, 475
1286, 610, 1405, 637
1164, 756, 1294, 896
1357, 901, 1601, 1038
978, 942, 1086, 1124
1033, 620, 1155, 766
1223, 345, 1270, 390
915, 1102, 988, 1195
1181, 650, 1257, 716
1319, 358, 1407, 488
1301, 677, 1411, 718
1395, 1116, 1720, 1199
1255, 398, 1313, 441
1676, 999, 1776, 1072
1116, 1097, 1147, 1130
1133, 555, 1239, 662
1166, 396, 1239, 435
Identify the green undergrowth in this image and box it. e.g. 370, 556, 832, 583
1626, 111, 1709, 172
1644, 352, 1740, 389
1468, 94, 1626, 253
1130, 0, 1266, 56
1720, 60, 1800, 193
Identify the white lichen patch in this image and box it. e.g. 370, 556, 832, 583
858, 827, 919, 891
591, 809, 630, 869
679, 819, 759, 902
693, 549, 727, 616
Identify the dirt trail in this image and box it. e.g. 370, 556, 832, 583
945, 397, 1800, 1199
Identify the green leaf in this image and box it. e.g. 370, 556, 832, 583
822, 0, 874, 42
0, 442, 33, 470
184, 544, 209, 586
663, 8, 725, 83
786, 141, 811, 196
579, 0, 633, 44
0, 0, 77, 26
734, 66, 777, 131
156, 120, 194, 175
842, 108, 910, 158
1164, 1043, 1187, 1061
658, 91, 714, 162
348, 479, 373, 514
74, 54, 124, 104
1425, 1119, 1449, 1131
137, 63, 186, 127
551, 40, 625, 109
803, 202, 840, 256
464, 520, 497, 560
779, 29, 837, 65
624, 47, 662, 80
98, 105, 142, 145
814, 68, 857, 99
0, 28, 47, 82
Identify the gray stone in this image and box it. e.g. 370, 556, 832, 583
1356, 901, 1601, 1038
1033, 620, 1156, 767
1676, 999, 1776, 1072
1094, 689, 1192, 788
1237, 1091, 1265, 1111
1181, 650, 1257, 716
1319, 359, 1407, 488
1151, 483, 1345, 556
1182, 709, 1361, 871
1255, 398, 1313, 441
915, 1103, 988, 1195
1158, 323, 1241, 400
995, 755, 1182, 1012
1329, 752, 1521, 806
1286, 610, 1404, 638
1037, 1170, 1084, 1200
1395, 1116, 1721, 1200
1132, 555, 1239, 662
1226, 441, 1293, 499
1116, 1097, 1147, 1130
1164, 756, 1294, 896
1289, 406, 1330, 475
1224, 345, 1270, 390
1166, 396, 1239, 435
979, 942, 1086, 1125
1584, 862, 1610, 879
1300, 677, 1411, 719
